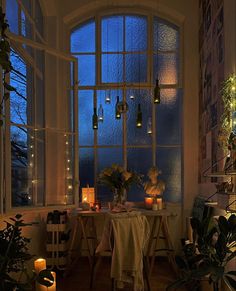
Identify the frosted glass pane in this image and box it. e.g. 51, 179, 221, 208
78, 90, 94, 146
125, 16, 147, 51
127, 148, 152, 201
79, 148, 94, 188
11, 126, 33, 207
156, 89, 182, 144
156, 147, 182, 203
102, 54, 123, 83
127, 89, 152, 145
76, 55, 95, 85
6, 0, 18, 34
101, 16, 123, 52
125, 54, 147, 83
153, 53, 179, 85
153, 18, 179, 51
97, 90, 123, 145
97, 148, 123, 202
71, 20, 95, 53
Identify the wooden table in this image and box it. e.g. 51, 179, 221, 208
66, 208, 176, 276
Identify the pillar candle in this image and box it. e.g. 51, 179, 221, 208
34, 258, 46, 275
157, 198, 163, 210
145, 197, 153, 209
48, 272, 56, 291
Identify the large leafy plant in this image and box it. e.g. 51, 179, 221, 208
0, 214, 54, 290
167, 213, 236, 291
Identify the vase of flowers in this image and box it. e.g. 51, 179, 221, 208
98, 164, 142, 205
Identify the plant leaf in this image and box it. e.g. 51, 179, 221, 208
218, 216, 229, 236
225, 275, 236, 290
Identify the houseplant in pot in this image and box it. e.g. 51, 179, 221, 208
167, 213, 236, 291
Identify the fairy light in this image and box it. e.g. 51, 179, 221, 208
68, 185, 73, 190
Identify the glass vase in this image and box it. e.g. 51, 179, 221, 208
113, 188, 126, 205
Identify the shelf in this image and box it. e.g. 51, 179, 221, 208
206, 171, 236, 177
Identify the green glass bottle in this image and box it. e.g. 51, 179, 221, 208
136, 103, 142, 128
115, 96, 121, 119
92, 107, 98, 130
154, 78, 161, 104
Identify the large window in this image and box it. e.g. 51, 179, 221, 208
71, 14, 182, 203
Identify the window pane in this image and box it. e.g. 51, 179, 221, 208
102, 54, 123, 83
10, 51, 31, 125
101, 16, 123, 52
97, 148, 123, 201
97, 90, 123, 145
153, 18, 179, 51
11, 126, 33, 207
127, 148, 152, 201
22, 0, 32, 15
153, 53, 179, 85
6, 0, 18, 34
76, 55, 95, 85
71, 20, 95, 53
78, 90, 94, 146
125, 15, 147, 51
156, 147, 182, 203
21, 10, 32, 39
35, 129, 45, 205
79, 148, 95, 189
156, 89, 182, 144
127, 89, 152, 145
35, 76, 44, 128
125, 53, 147, 83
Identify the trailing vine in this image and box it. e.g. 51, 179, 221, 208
218, 74, 236, 150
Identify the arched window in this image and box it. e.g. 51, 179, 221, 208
71, 13, 182, 203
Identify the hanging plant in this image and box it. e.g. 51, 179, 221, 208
218, 74, 236, 150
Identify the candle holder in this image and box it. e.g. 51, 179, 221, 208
144, 196, 153, 209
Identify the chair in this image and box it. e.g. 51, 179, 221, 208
90, 211, 151, 291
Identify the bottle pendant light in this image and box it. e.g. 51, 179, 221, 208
105, 89, 111, 104
154, 78, 161, 104
147, 117, 152, 134
92, 107, 98, 129
136, 103, 142, 128
98, 104, 104, 122
115, 96, 121, 119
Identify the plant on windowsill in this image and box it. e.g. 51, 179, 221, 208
0, 213, 54, 290
167, 213, 236, 291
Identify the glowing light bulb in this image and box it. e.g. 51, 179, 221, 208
67, 167, 70, 171
68, 185, 73, 190
31, 154, 34, 157
66, 141, 69, 145
232, 86, 236, 92
67, 159, 70, 162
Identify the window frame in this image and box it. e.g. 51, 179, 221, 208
72, 10, 183, 202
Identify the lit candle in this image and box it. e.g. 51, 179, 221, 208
34, 258, 47, 291
145, 197, 153, 209
48, 272, 56, 291
157, 198, 163, 210
34, 258, 46, 275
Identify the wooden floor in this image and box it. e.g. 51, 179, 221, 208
57, 257, 183, 291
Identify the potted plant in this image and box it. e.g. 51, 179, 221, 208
97, 164, 142, 204
0, 213, 54, 290
167, 213, 236, 291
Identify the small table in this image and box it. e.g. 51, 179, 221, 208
67, 208, 176, 276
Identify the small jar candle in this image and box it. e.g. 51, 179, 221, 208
145, 197, 153, 209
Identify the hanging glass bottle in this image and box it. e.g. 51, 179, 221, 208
136, 103, 142, 128
115, 96, 121, 119
105, 89, 111, 104
98, 104, 104, 122
92, 107, 98, 129
147, 117, 152, 134
154, 78, 161, 104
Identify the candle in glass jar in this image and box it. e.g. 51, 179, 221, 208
157, 198, 163, 210
48, 272, 56, 291
145, 197, 153, 209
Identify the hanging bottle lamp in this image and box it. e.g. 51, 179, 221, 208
115, 96, 121, 119
154, 78, 161, 104
98, 104, 104, 122
147, 117, 152, 134
105, 89, 111, 104
92, 107, 98, 129
136, 103, 142, 128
